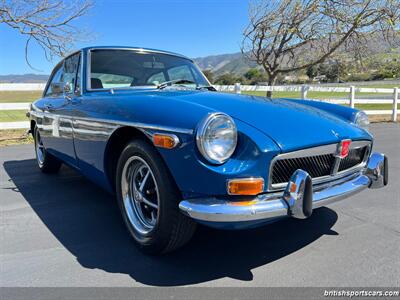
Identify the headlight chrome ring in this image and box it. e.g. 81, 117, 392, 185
196, 112, 237, 164
352, 111, 369, 131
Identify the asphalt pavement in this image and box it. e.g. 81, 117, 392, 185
0, 123, 399, 287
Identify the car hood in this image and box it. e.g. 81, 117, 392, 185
161, 90, 370, 152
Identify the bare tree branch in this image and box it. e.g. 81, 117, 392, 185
0, 0, 93, 69
242, 0, 400, 97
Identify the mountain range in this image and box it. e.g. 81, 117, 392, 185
0, 73, 49, 83
0, 52, 254, 83
1, 35, 399, 83
193, 52, 259, 76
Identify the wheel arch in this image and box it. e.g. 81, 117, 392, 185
104, 126, 158, 192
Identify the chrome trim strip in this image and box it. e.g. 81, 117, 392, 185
331, 156, 342, 175
29, 111, 194, 135
179, 151, 387, 223
87, 46, 190, 60
87, 49, 92, 91
78, 50, 84, 97
274, 143, 337, 159
268, 140, 372, 191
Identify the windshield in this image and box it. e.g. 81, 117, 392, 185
89, 49, 210, 90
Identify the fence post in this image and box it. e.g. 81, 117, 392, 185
393, 87, 398, 122
349, 86, 355, 108
234, 83, 241, 94
301, 85, 308, 99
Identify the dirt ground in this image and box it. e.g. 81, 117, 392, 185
0, 129, 33, 146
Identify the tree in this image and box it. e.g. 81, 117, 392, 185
244, 68, 261, 80
375, 60, 400, 79
242, 0, 400, 96
306, 65, 318, 80
243, 68, 268, 84
0, 0, 93, 68
215, 73, 241, 85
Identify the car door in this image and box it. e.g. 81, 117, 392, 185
39, 53, 81, 167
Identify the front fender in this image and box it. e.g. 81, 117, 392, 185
157, 118, 280, 198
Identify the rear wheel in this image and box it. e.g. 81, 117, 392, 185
34, 126, 62, 173
116, 139, 196, 254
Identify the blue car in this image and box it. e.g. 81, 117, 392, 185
28, 46, 388, 254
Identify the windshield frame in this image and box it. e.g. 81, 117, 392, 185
85, 48, 211, 92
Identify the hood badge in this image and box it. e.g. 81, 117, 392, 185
331, 130, 340, 138
336, 139, 352, 159
331, 139, 352, 175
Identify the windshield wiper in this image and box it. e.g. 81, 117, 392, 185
196, 85, 217, 91
157, 79, 196, 89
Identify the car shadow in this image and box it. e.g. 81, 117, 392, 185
3, 159, 339, 286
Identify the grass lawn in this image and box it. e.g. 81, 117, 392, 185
0, 91, 42, 103
0, 110, 28, 122
355, 104, 398, 110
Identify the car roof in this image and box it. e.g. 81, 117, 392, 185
81, 46, 191, 60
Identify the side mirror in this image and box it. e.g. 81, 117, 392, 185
51, 82, 63, 94
63, 82, 72, 94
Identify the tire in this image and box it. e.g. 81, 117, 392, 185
33, 126, 62, 173
116, 139, 196, 254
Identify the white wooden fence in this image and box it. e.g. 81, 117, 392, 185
0, 83, 46, 91
215, 84, 398, 121
0, 83, 398, 130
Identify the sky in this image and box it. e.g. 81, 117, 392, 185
0, 0, 250, 75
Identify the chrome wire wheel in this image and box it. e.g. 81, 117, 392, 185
121, 156, 160, 235
35, 129, 45, 167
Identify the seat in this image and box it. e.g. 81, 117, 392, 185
91, 78, 103, 89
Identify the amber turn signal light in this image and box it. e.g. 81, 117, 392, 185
227, 178, 264, 195
153, 134, 179, 149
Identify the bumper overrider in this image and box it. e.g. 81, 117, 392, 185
179, 152, 388, 223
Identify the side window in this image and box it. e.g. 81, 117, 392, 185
63, 53, 80, 94
91, 73, 133, 89
45, 53, 81, 97
167, 65, 194, 82
147, 72, 166, 85
45, 64, 64, 97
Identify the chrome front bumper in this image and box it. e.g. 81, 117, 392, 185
179, 152, 388, 223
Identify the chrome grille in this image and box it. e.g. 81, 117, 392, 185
272, 154, 335, 184
338, 146, 368, 172
269, 141, 370, 189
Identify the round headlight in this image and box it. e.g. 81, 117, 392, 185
196, 113, 237, 164
352, 111, 369, 131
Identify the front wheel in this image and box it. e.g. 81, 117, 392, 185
116, 139, 196, 254
33, 126, 62, 173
